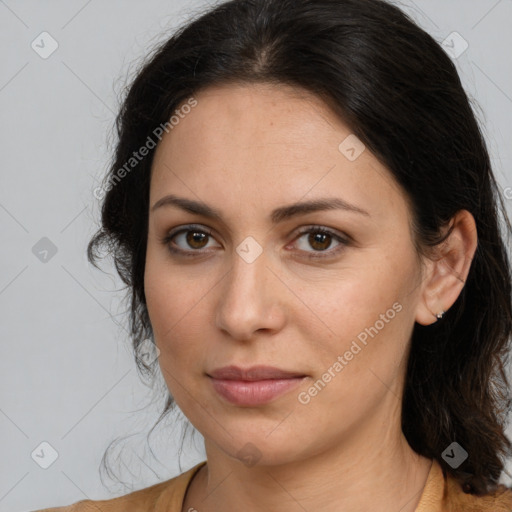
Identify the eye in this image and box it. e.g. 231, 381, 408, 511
291, 226, 349, 259
162, 224, 220, 256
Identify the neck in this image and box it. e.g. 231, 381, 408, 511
183, 418, 432, 512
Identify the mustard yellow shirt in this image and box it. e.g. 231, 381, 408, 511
32, 459, 512, 512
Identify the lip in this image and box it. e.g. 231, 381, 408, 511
207, 365, 307, 406
208, 365, 306, 381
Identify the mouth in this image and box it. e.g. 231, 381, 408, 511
207, 365, 308, 406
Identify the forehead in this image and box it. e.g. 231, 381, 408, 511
169, 82, 348, 148
149, 83, 407, 222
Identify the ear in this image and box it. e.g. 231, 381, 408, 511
415, 210, 478, 326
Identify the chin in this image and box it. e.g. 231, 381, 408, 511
209, 431, 310, 468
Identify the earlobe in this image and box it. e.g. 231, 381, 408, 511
415, 210, 478, 326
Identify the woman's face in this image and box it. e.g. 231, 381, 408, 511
144, 83, 429, 466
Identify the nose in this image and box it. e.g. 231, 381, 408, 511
215, 245, 286, 341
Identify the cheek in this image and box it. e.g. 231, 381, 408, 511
144, 261, 190, 353
309, 254, 416, 370
144, 242, 195, 331
145, 293, 201, 410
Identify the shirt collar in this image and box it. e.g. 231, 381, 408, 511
414, 459, 445, 512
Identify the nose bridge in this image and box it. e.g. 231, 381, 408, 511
215, 241, 282, 338
223, 242, 269, 313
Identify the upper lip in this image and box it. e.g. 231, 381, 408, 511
208, 365, 306, 381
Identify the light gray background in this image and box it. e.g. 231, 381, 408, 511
1, 1, 511, 511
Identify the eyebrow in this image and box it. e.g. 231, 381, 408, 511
151, 194, 370, 224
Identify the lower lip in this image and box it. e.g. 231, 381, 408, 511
210, 377, 306, 406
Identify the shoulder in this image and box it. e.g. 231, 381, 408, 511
30, 461, 207, 512
444, 472, 512, 512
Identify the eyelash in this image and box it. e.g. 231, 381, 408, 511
161, 224, 349, 260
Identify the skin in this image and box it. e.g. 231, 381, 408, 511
144, 82, 478, 512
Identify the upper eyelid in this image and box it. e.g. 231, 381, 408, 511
166, 224, 218, 242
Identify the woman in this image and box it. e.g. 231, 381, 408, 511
35, 0, 512, 510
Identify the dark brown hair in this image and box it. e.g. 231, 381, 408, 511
88, 0, 512, 495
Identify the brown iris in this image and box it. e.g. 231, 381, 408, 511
186, 231, 209, 249
308, 231, 332, 251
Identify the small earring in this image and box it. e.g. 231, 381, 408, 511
436, 310, 445, 320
